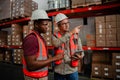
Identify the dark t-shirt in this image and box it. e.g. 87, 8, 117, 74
23, 33, 38, 56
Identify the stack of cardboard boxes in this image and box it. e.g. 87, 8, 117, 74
106, 15, 117, 47
11, 24, 23, 46
0, 50, 4, 62
116, 15, 120, 47
71, 0, 86, 8
32, 1, 38, 11
92, 52, 113, 79
0, 0, 12, 20
101, 64, 113, 79
0, 31, 8, 46
102, 0, 119, 4
71, 0, 102, 8
112, 53, 120, 79
95, 14, 120, 47
95, 16, 106, 47
85, 0, 102, 6
92, 52, 120, 79
0, 0, 38, 20
4, 50, 12, 63
7, 35, 12, 46
11, 0, 32, 18
86, 34, 95, 47
13, 49, 23, 64
23, 21, 34, 38
23, 25, 29, 38
42, 22, 52, 46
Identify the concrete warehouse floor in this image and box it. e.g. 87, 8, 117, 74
0, 62, 100, 80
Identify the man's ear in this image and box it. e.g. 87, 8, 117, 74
35, 23, 38, 28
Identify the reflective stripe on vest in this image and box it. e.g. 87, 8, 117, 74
69, 35, 79, 67
22, 31, 48, 78
54, 32, 65, 65
54, 32, 78, 67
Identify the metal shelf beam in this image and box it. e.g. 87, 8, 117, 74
0, 3, 120, 26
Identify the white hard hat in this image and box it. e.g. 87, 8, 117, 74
31, 9, 50, 20
55, 13, 68, 23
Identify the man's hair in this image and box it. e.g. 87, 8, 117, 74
34, 19, 43, 26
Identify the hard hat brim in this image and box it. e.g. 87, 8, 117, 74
31, 18, 51, 21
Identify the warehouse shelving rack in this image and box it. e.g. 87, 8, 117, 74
0, 2, 120, 50
0, 2, 120, 26
1, 45, 120, 50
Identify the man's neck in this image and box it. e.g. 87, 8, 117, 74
59, 31, 65, 35
34, 28, 41, 34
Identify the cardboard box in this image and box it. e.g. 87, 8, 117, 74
11, 24, 22, 34
118, 41, 120, 47
87, 40, 95, 47
112, 53, 120, 61
92, 52, 111, 64
95, 16, 105, 23
0, 31, 8, 45
32, 1, 38, 11
71, 0, 85, 8
101, 64, 113, 78
23, 25, 30, 38
113, 61, 120, 69
96, 34, 105, 41
117, 15, 120, 22
96, 22, 105, 29
117, 22, 120, 28
96, 40, 106, 47
106, 34, 117, 41
106, 40, 117, 47
103, 0, 119, 4
86, 0, 102, 5
4, 50, 12, 63
115, 74, 120, 79
106, 28, 116, 34
96, 28, 106, 34
86, 34, 95, 41
106, 14, 120, 22
0, 0, 12, 20
48, 22, 52, 31
117, 28, 120, 35
43, 33, 52, 46
106, 15, 117, 22
92, 63, 102, 77
13, 49, 23, 64
11, 0, 34, 18
106, 22, 117, 28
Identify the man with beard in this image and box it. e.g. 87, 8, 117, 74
52, 13, 84, 80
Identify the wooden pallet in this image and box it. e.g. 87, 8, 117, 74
102, 0, 119, 4
72, 4, 87, 8
86, 1, 102, 7
47, 7, 70, 12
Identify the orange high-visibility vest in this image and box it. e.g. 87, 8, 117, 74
22, 31, 48, 78
54, 32, 78, 67
54, 32, 65, 65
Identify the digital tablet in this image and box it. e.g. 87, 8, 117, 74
74, 50, 84, 54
